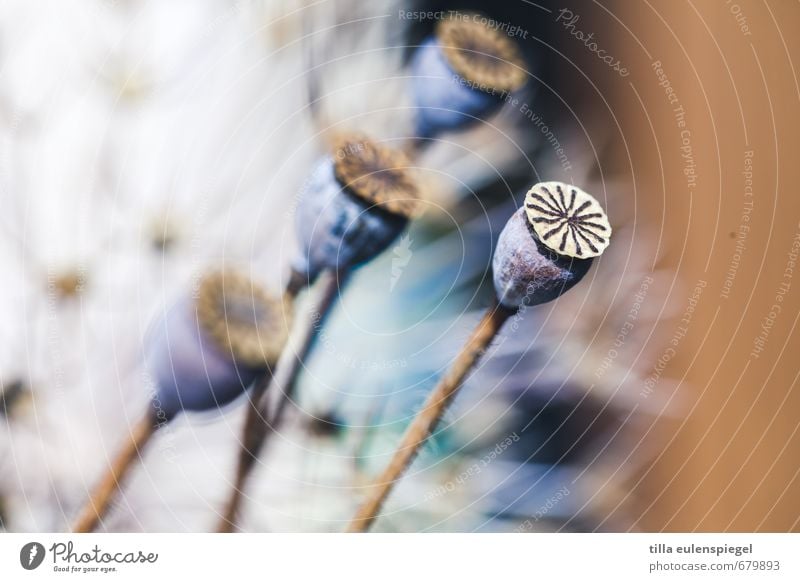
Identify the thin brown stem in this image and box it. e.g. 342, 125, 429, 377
216, 377, 271, 533
216, 269, 344, 533
72, 410, 157, 533
271, 269, 346, 425
346, 302, 511, 533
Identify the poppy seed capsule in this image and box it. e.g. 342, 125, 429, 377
493, 182, 611, 309
411, 14, 527, 139
292, 136, 419, 283
145, 270, 288, 419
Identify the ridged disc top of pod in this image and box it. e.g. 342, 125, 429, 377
195, 270, 289, 367
436, 13, 527, 94
332, 134, 420, 218
524, 181, 611, 259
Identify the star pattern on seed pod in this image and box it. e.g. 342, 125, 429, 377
524, 182, 611, 259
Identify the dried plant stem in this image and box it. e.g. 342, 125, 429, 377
270, 270, 348, 426
72, 411, 157, 533
216, 274, 302, 533
217, 375, 271, 533
346, 302, 511, 533
216, 270, 345, 533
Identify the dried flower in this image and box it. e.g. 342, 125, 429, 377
524, 182, 611, 258
218, 136, 418, 532
347, 182, 610, 532
437, 17, 527, 93
411, 13, 527, 139
493, 183, 611, 309
145, 269, 288, 419
72, 269, 288, 533
292, 134, 419, 284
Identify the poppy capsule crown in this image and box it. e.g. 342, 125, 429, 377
493, 182, 612, 309
292, 134, 419, 283
411, 13, 527, 139
145, 270, 289, 419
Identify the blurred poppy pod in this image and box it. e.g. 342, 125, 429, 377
73, 269, 288, 533
411, 14, 527, 139
493, 182, 611, 309
219, 138, 418, 532
145, 269, 289, 419
347, 182, 610, 533
292, 135, 419, 284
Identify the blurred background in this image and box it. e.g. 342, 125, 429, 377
0, 0, 797, 532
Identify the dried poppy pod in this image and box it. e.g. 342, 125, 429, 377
411, 14, 527, 139
72, 269, 288, 533
145, 270, 289, 418
493, 182, 611, 309
292, 134, 419, 286
346, 182, 610, 533
219, 137, 419, 533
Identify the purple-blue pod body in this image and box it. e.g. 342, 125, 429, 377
493, 183, 611, 309
292, 158, 408, 283
492, 208, 591, 309
292, 136, 419, 283
409, 15, 528, 140
144, 271, 288, 420
411, 38, 503, 139
145, 299, 260, 419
